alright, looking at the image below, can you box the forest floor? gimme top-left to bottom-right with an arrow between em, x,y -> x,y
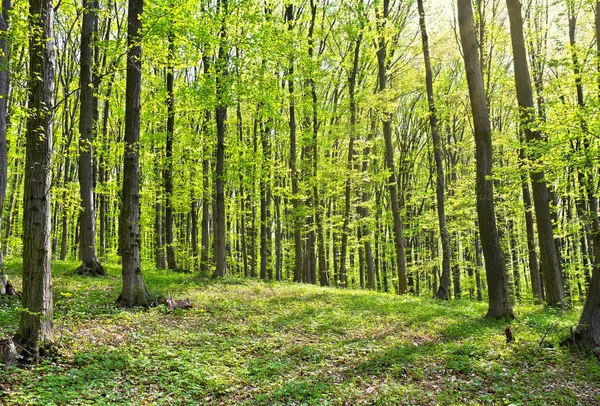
1,261 -> 599,405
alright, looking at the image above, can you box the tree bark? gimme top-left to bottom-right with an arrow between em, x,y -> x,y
286,4 -> 303,283
457,0 -> 513,318
377,0 -> 407,294
15,0 -> 55,358
260,118 -> 271,280
117,0 -> 149,307
520,145 -> 542,303
505,0 -> 564,306
340,32 -> 362,289
213,0 -> 228,278
566,0 -> 600,350
417,0 -> 452,300
200,59 -> 211,275
76,0 -> 105,277
165,31 -> 178,271
0,0 -> 10,291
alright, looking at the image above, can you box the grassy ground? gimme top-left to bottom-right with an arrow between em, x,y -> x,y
1,260 -> 599,405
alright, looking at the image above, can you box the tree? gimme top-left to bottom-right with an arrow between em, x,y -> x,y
76,0 -> 106,277
505,0 -> 564,306
213,0 -> 228,278
417,0 -> 452,300
457,0 -> 513,318
117,0 -> 150,307
0,0 -> 14,296
565,0 -> 600,349
164,28 -> 178,271
377,0 -> 408,294
14,0 -> 55,357
286,3 -> 303,284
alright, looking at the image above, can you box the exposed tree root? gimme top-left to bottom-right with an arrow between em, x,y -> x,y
75,258 -> 106,277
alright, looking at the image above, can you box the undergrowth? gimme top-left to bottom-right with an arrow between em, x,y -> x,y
0,259 -> 598,405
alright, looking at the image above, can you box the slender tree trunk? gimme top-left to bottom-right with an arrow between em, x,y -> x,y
520,145 -> 542,303
3,155 -> 19,258
340,34 -> 362,289
275,191 -> 282,281
417,0 -> 452,300
191,196 -> 199,270
213,0 -> 228,278
15,0 -> 55,357
286,4 -> 302,283
165,31 -> 178,271
457,0 -> 513,318
154,146 -> 166,269
505,0 -> 564,307
117,0 -> 149,307
260,119 -> 271,280
76,0 -> 105,276
0,0 -> 10,294
359,116 -> 376,290
250,129 -> 257,278
377,0 -> 407,294
201,110 -> 211,274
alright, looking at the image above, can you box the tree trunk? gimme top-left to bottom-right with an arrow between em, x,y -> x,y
340,33 -> 362,289
15,0 -> 55,358
520,145 -> 543,303
505,0 -> 564,307
566,0 -> 600,350
260,119 -> 271,280
165,31 -> 178,271
377,0 -> 407,294
116,0 -> 149,308
76,0 -> 105,277
286,4 -> 303,283
0,0 -> 10,289
213,0 -> 228,278
457,0 -> 513,319
417,0 -> 452,300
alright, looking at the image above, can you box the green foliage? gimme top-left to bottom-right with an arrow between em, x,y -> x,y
1,261 -> 598,405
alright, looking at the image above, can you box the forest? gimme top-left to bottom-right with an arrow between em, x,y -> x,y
0,0 -> 600,403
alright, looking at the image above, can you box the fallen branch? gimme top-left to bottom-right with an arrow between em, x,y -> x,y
165,298 -> 192,311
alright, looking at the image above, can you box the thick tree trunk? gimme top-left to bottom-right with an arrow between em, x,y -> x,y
76,0 -> 105,277
15,0 -> 55,358
417,0 -> 452,300
566,0 -> 600,350
213,0 -> 228,278
165,32 -> 178,271
457,0 -> 513,319
505,0 -> 564,307
377,0 -> 407,294
117,0 -> 149,308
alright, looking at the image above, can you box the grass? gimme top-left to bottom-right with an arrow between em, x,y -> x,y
1,259 -> 599,405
